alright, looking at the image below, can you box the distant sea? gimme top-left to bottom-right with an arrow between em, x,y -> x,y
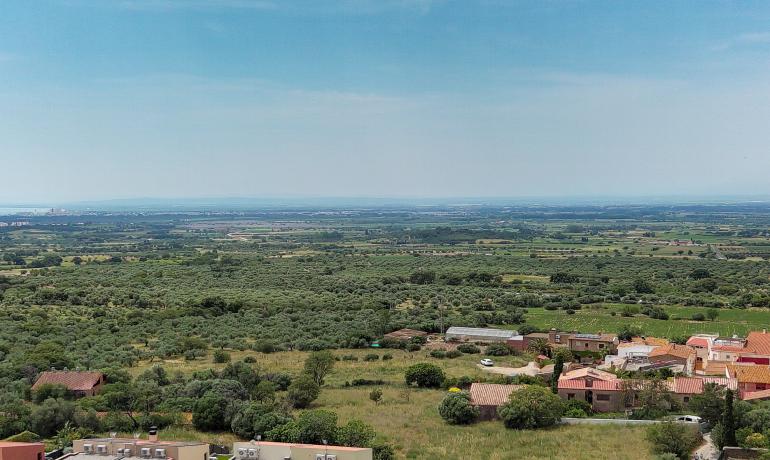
0,207 -> 50,216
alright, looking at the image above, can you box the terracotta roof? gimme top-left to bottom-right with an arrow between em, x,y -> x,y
32,371 -> 104,392
741,389 -> 770,401
468,383 -> 523,406
727,364 -> 770,384
686,337 -> 710,348
558,379 -> 622,391
744,332 -> 770,356
712,345 -> 744,353
670,377 -> 738,394
560,367 -> 618,382
649,344 -> 696,360
631,337 -> 670,346
701,361 -> 729,376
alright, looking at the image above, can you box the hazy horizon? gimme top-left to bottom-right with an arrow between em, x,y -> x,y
3,1 -> 770,202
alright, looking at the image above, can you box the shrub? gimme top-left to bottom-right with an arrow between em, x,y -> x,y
213,350 -> 231,363
485,343 -> 511,356
192,392 -> 231,431
438,392 -> 479,425
645,422 -> 701,459
457,344 -> 480,354
497,386 -> 564,429
405,363 -> 445,388
446,350 -> 462,359
691,313 -> 706,321
288,374 -> 320,409
430,350 -> 447,359
382,353 -> 393,361
363,354 -> 380,362
337,419 -> 376,447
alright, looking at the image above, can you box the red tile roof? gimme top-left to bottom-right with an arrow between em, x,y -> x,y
744,332 -> 770,356
670,377 -> 737,394
559,367 -> 618,382
468,383 -> 523,406
742,389 -> 770,401
32,371 -> 104,392
686,337 -> 709,348
558,379 -> 622,391
649,344 -> 695,360
712,345 -> 744,352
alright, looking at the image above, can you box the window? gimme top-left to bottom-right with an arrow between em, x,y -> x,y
567,393 -> 575,400
596,394 -> 610,401
598,344 -> 605,349
584,342 -> 589,348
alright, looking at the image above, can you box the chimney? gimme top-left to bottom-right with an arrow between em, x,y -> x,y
148,426 -> 158,442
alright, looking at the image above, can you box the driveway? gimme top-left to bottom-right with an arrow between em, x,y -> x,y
692,433 -> 718,460
478,361 -> 541,376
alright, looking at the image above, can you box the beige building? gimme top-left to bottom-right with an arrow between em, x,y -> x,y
69,438 -> 209,460
233,441 -> 372,460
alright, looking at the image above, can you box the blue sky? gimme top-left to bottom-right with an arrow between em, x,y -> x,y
2,1 -> 770,203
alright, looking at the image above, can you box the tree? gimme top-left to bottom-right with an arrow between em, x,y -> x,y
633,278 -> 654,294
32,384 -> 71,403
723,390 -> 737,447
626,379 -> 673,420
438,392 -> 479,425
295,410 -> 338,445
304,351 -> 335,386
288,374 -> 320,409
707,309 -> 719,322
213,350 -> 231,363
369,388 -> 383,405
192,392 -> 230,431
29,398 -> 76,437
551,354 -> 564,394
337,419 -> 376,447
497,386 -> 563,429
618,324 -> 643,342
689,268 -> 711,280
688,383 -> 725,426
0,396 -> 31,439
645,422 -> 701,459
404,363 -> 445,388
231,403 -> 290,440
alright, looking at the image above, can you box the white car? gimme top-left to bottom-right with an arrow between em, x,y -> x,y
480,358 -> 494,367
675,415 -> 702,423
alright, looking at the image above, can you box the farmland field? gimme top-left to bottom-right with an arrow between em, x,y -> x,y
3,203 -> 770,458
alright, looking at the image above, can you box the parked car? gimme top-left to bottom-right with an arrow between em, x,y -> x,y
480,358 -> 494,367
675,415 -> 702,423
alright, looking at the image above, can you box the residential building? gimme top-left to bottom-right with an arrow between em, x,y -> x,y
0,442 -> 45,460
726,364 -> 770,393
648,344 -> 697,376
68,437 -> 209,460
567,333 -> 618,354
686,334 -> 717,369
737,330 -> 770,365
668,377 -> 737,406
708,337 -> 746,362
32,370 -> 105,398
233,441 -> 372,460
468,383 -> 523,420
445,327 -> 517,343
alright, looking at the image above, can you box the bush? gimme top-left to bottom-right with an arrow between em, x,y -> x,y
288,374 -> 321,409
497,386 -> 564,429
645,422 -> 701,459
691,313 -> 706,321
213,350 -> 231,363
363,354 -> 380,362
446,350 -> 462,359
337,419 -> 376,447
192,392 -> 231,431
405,363 -> 445,388
430,350 -> 447,359
457,344 -> 480,354
438,392 -> 479,425
382,353 -> 393,361
373,442 -> 396,460
485,343 -> 511,356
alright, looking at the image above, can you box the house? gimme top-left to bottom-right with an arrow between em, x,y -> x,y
708,337 -> 746,362
0,442 -> 45,460
726,364 -> 770,393
232,441 -> 372,460
648,344 -> 697,375
686,334 -> 717,368
737,330 -> 770,365
32,371 -> 105,398
445,327 -> 517,343
557,368 -> 625,412
520,329 -> 573,350
668,377 -> 737,406
468,383 -> 523,420
567,333 -> 618,354
382,328 -> 428,342
68,435 -> 208,460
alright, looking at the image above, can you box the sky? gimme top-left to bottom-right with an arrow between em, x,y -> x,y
2,0 -> 770,204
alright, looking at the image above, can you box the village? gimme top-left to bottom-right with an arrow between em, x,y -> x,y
5,327 -> 770,460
